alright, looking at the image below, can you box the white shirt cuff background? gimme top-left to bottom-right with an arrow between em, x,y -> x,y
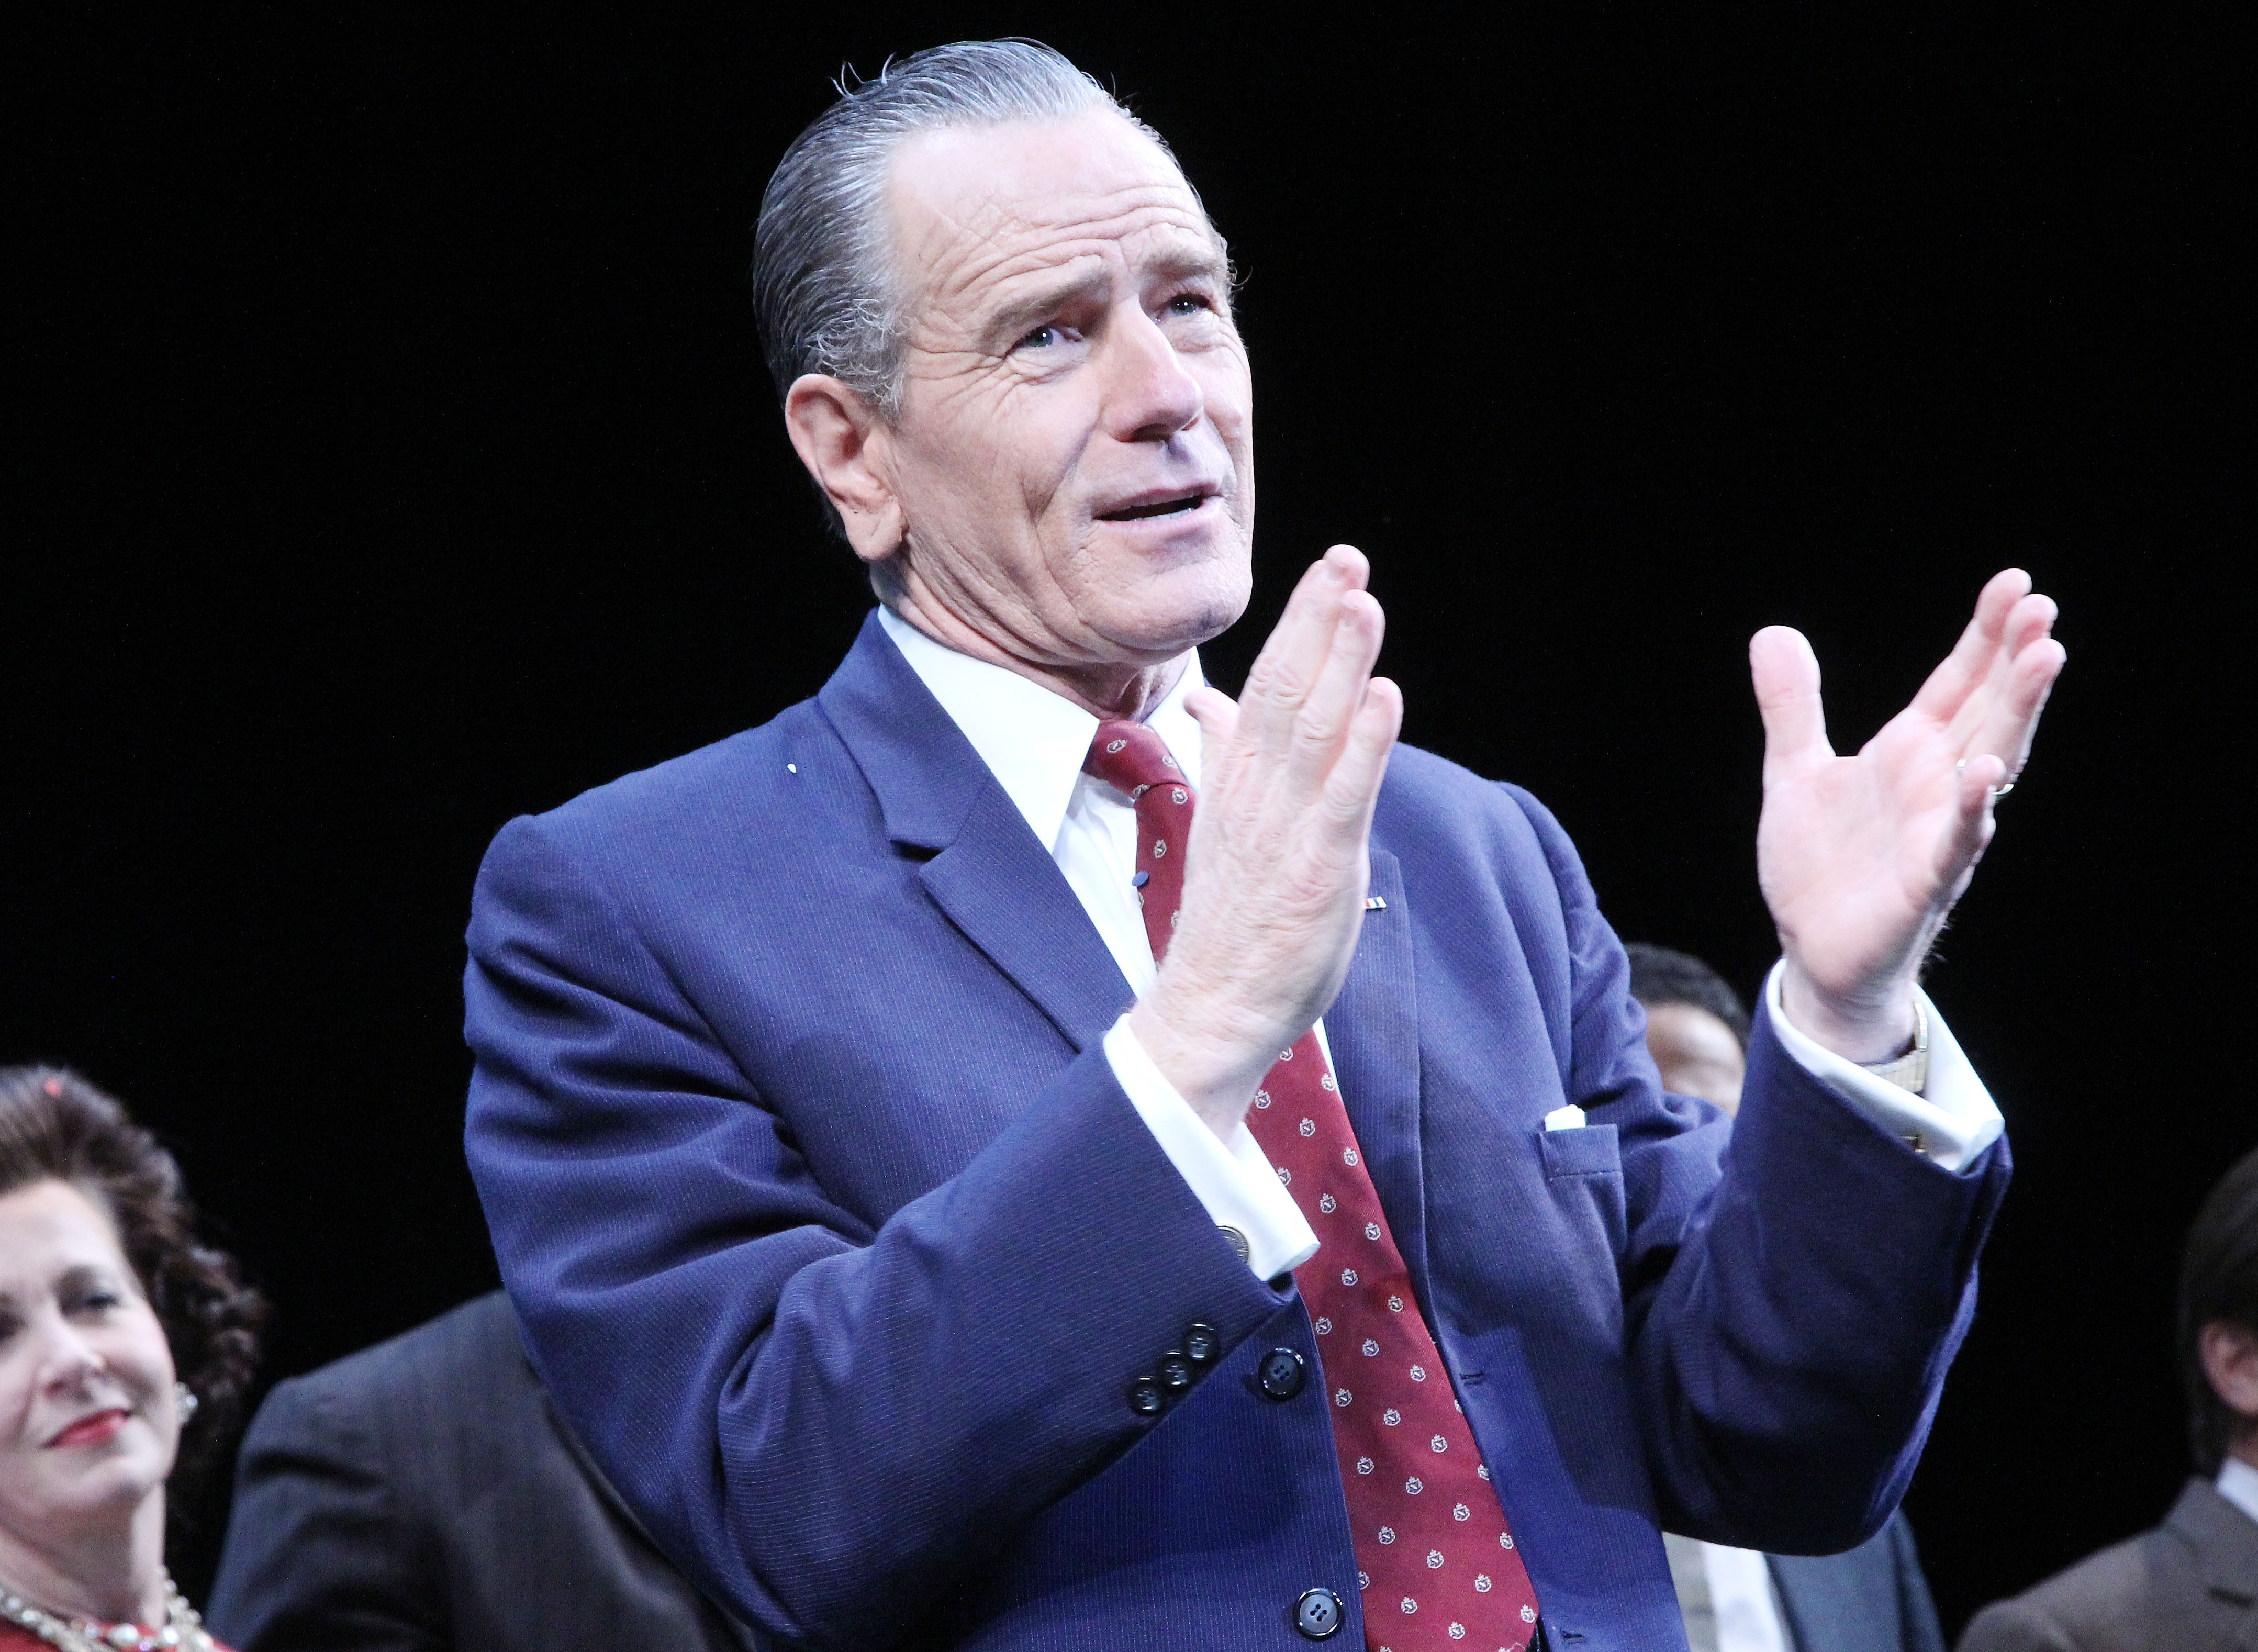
1103,1016 -> 1321,1280
1762,961 -> 2004,1173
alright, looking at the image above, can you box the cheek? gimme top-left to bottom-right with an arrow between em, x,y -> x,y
1194,343 -> 1254,431
0,1361 -> 38,1455
906,405 -> 1081,553
114,1305 -> 178,1400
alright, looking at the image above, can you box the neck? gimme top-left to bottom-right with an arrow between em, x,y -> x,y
2229,1434 -> 2258,1475
885,576 -> 1189,723
0,1487 -> 167,1626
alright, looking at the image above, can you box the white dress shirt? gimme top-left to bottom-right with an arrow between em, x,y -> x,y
1664,1531 -> 1797,1652
1701,1541 -> 1793,1652
2217,1456 -> 2258,1525
877,607 -> 2006,1281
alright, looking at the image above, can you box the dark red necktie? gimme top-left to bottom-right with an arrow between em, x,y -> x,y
1087,721 -> 1544,1652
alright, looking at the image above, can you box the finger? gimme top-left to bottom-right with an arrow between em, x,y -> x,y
1238,548 -> 1367,750
1935,751 -> 2005,891
1970,634 -> 2066,778
1910,569 -> 2032,722
1320,675 -> 1403,844
1750,626 -> 1832,779
2002,590 -> 2058,655
1940,588 -> 2060,752
1285,588 -> 1385,792
1185,684 -> 1241,756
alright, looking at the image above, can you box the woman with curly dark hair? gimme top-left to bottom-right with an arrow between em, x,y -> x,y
0,1067 -> 264,1652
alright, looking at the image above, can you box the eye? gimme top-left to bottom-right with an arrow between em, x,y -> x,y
1014,323 -> 1064,351
1165,292 -> 1214,317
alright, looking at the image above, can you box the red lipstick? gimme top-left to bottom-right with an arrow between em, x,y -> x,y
47,1409 -> 128,1449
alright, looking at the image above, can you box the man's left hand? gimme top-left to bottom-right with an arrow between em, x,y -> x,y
1753,568 -> 2066,1063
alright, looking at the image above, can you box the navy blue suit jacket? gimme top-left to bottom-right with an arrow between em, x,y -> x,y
463,612 -> 2009,1652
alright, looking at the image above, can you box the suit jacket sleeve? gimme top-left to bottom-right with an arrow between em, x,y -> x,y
204,1376 -> 443,1652
1511,787 -> 2011,1553
462,813 -> 1289,1645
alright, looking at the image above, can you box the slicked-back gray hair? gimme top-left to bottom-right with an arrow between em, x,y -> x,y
752,40 -> 1168,423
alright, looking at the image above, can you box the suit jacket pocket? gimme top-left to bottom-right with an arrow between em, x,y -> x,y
1538,1123 -> 1627,1256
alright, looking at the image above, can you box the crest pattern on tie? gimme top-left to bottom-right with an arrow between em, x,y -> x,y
1086,720 -> 1543,1652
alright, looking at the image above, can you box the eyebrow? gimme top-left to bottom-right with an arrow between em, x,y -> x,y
982,243 -> 1233,349
985,267 -> 1111,348
0,1264 -> 127,1305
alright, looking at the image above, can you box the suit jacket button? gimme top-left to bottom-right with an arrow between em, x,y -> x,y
1258,1347 -> 1307,1400
1158,1353 -> 1193,1392
1294,1586 -> 1344,1639
1127,1376 -> 1166,1416
1183,1322 -> 1220,1367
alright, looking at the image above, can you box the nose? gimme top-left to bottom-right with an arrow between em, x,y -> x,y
1101,303 -> 1204,444
38,1318 -> 107,1393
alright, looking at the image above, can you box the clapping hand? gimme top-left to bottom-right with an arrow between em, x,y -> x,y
1131,547 -> 1403,1137
1754,570 -> 2066,1061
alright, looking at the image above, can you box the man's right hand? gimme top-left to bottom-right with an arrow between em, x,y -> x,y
1128,545 -> 1403,1141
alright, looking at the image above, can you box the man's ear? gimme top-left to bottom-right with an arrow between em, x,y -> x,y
2199,1320 -> 2258,1425
784,374 -> 907,566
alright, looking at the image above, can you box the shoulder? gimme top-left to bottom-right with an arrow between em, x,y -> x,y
253,1292 -> 527,1432
468,698 -> 883,955
1373,742 -> 1568,880
1373,743 -> 1616,985
1958,1520 -> 2190,1652
483,699 -> 840,872
1955,1596 -> 2083,1652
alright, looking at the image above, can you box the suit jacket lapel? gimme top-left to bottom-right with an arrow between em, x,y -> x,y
916,801 -> 1136,1054
818,611 -> 1133,1055
1328,848 -> 1428,1292
2170,1479 -> 2258,1639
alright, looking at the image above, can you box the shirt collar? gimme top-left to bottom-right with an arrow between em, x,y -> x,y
877,606 -> 1208,852
2218,1456 -> 2258,1526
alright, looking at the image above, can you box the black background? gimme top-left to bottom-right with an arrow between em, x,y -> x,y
7,2 -> 2248,1632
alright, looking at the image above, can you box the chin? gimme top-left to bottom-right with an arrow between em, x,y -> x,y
44,1442 -> 171,1521
1099,550 -> 1251,656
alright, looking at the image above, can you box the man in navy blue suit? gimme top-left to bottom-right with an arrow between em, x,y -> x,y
462,40 -> 2065,1652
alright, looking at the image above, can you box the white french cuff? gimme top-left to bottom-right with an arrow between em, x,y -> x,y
1103,1014 -> 1322,1280
1762,961 -> 2004,1173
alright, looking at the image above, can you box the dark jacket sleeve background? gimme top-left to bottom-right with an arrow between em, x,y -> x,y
205,1291 -> 756,1652
1771,1512 -> 1949,1652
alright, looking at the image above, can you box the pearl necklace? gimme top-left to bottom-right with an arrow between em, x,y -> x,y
0,1570 -> 214,1652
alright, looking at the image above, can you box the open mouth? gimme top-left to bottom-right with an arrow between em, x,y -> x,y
1097,492 -> 1212,523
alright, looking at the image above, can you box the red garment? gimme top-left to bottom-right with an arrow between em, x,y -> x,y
1086,721 -> 1544,1652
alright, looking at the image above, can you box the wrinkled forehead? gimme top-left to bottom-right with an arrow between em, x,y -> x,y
884,109 -> 1225,328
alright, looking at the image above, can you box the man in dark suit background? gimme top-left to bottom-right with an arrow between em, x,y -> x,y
204,1291 -> 756,1651
1956,1144 -> 2258,1651
1630,944 -> 1948,1652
